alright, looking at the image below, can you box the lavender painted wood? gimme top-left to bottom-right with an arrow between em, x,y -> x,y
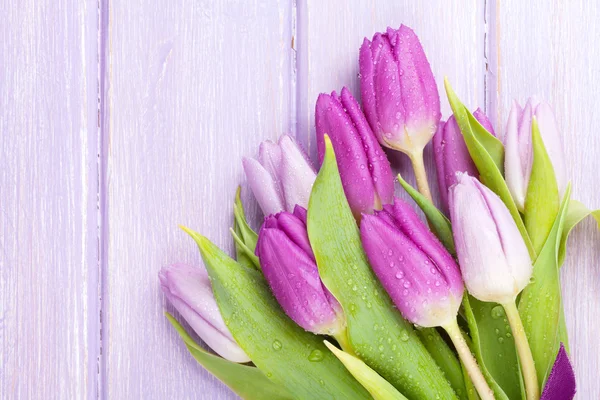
0,0 -> 100,399
297,0 -> 487,209
102,1 -> 292,398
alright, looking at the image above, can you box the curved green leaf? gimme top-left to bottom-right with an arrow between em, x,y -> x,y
183,228 -> 370,400
232,187 -> 260,269
397,174 -> 455,254
518,185 -> 572,387
524,118 -> 559,255
558,199 -> 600,266
165,313 -> 294,400
324,341 -> 408,400
307,136 -> 458,399
444,79 -> 535,259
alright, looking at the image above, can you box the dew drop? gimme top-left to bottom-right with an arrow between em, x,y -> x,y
272,340 -> 282,351
491,305 -> 504,319
308,349 -> 324,362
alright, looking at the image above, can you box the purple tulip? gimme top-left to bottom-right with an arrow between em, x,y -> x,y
433,108 -> 495,214
504,98 -> 567,211
159,263 -> 251,363
360,199 -> 464,328
540,344 -> 576,400
359,25 -> 440,154
449,173 -> 532,304
315,87 -> 395,218
243,135 -> 317,216
255,206 -> 345,335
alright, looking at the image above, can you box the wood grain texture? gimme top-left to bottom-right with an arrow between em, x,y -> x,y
0,0 -> 100,399
102,1 -> 292,398
493,0 -> 600,396
297,0 -> 487,210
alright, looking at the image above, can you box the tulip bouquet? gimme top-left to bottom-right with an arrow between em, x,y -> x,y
160,25 -> 599,400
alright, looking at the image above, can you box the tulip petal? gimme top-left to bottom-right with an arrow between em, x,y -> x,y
374,34 -> 406,144
256,227 -> 341,335
359,38 -> 379,140
540,344 -> 576,400
449,174 -> 520,303
472,107 -> 496,138
278,135 -> 316,212
159,263 -> 251,362
243,157 -> 285,216
340,87 -> 395,206
394,25 -> 440,142
315,91 -> 375,215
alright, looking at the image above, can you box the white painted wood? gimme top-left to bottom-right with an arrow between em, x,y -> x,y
102,1 -> 292,398
494,0 -> 600,396
0,0 -> 100,398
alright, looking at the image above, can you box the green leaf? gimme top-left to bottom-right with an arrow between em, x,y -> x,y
524,118 -> 560,255
558,199 -> 600,266
462,296 -> 518,400
165,313 -> 294,400
324,341 -> 409,400
444,79 -> 535,259
518,185 -> 572,387
232,186 -> 260,269
415,328 -> 468,399
397,173 -> 455,254
307,136 -> 458,399
183,228 -> 370,400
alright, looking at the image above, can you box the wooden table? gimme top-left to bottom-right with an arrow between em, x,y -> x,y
1,0 -> 598,398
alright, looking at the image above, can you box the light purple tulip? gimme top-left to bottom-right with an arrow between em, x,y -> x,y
159,263 -> 251,363
359,25 -> 440,153
360,199 -> 464,328
255,206 -> 345,335
433,108 -> 495,214
243,135 -> 316,216
504,98 -> 567,211
449,173 -> 532,304
315,87 -> 395,218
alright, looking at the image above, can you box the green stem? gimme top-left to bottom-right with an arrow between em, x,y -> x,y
333,328 -> 354,356
408,148 -> 433,203
443,320 -> 494,400
503,301 -> 540,400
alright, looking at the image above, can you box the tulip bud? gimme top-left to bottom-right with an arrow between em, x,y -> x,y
448,173 -> 533,304
255,206 -> 345,335
243,135 -> 317,216
504,98 -> 567,211
360,199 -> 464,328
159,263 -> 251,363
359,25 -> 440,153
433,108 -> 495,214
315,87 -> 394,218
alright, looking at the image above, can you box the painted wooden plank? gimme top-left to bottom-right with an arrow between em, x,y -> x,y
297,0 -> 487,209
0,0 -> 100,398
493,0 -> 600,396
102,1 -> 292,398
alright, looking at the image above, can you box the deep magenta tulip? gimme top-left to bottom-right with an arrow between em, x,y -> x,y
243,135 -> 316,216
255,206 -> 345,335
360,199 -> 464,327
159,263 -> 250,363
359,25 -> 440,154
433,108 -> 495,214
315,87 -> 394,218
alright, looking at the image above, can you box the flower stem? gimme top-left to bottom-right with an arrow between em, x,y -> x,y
408,149 -> 433,202
333,328 -> 354,356
443,320 -> 495,400
503,301 -> 540,400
